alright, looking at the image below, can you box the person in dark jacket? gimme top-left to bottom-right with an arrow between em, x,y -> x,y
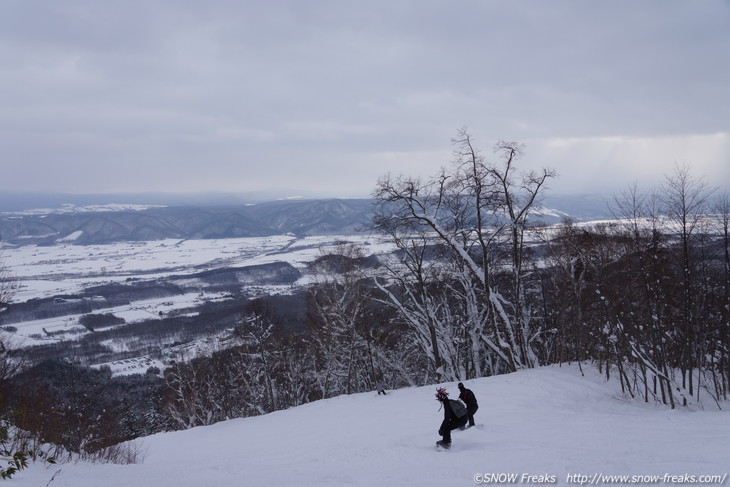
435,388 -> 467,449
458,382 -> 478,427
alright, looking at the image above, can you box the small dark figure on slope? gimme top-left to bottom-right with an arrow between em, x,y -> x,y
434,388 -> 467,449
457,382 -> 478,428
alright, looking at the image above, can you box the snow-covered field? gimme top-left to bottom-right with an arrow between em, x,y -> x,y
1,234 -> 394,346
5,292 -> 226,341
0,234 -> 396,375
12,366 -> 729,487
3,234 -> 393,301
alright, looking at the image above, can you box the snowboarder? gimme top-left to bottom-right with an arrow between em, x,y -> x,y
376,381 -> 387,395
457,382 -> 478,428
435,388 -> 467,449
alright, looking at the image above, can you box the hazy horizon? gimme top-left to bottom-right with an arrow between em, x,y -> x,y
0,188 -> 616,212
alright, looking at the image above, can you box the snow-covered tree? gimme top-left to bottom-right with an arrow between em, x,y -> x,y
0,247 -> 15,316
713,192 -> 730,401
373,129 -> 556,377
539,168 -> 728,409
308,243 -> 399,394
659,163 -> 715,399
0,247 -> 27,479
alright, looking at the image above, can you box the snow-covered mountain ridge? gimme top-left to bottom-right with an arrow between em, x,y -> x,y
13,365 -> 729,487
0,199 -> 375,246
0,195 -> 611,247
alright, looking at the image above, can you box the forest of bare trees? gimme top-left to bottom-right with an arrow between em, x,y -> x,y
158,133 -> 729,434
1,132 -> 728,466
368,134 -> 728,409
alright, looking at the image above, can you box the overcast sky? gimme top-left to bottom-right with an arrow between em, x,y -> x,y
2,1 -> 729,199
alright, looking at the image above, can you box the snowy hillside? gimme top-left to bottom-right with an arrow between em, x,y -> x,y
13,366 -> 729,487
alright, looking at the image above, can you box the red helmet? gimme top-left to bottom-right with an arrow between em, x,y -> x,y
435,387 -> 448,401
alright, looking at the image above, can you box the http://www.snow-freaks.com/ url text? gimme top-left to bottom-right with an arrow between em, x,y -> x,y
473,472 -> 728,485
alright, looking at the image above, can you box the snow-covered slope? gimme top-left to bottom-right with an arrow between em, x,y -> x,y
14,366 -> 729,486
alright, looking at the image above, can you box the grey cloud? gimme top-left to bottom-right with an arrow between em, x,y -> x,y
1,1 -> 728,197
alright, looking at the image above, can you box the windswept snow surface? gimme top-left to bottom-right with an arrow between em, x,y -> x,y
13,366 -> 729,486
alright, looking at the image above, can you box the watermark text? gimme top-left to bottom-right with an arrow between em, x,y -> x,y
472,472 -> 728,485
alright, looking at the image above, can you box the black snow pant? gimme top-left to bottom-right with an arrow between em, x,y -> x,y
466,404 -> 478,427
438,414 -> 468,442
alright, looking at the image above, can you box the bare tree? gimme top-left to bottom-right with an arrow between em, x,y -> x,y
660,163 -> 714,399
0,247 -> 16,315
238,301 -> 279,410
373,129 -> 556,376
1,242 -> 21,418
715,193 -> 730,325
712,192 -> 730,400
487,138 -> 557,367
609,183 -> 676,406
163,360 -> 211,429
309,243 -> 395,394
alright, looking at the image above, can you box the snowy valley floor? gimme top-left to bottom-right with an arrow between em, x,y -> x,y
13,365 -> 730,487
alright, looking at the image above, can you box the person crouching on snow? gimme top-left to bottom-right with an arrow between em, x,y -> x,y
435,388 -> 467,449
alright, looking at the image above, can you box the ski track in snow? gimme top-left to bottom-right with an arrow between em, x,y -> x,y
13,366 -> 730,487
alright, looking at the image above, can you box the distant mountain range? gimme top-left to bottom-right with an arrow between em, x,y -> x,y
0,199 -> 374,246
0,195 -> 611,246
